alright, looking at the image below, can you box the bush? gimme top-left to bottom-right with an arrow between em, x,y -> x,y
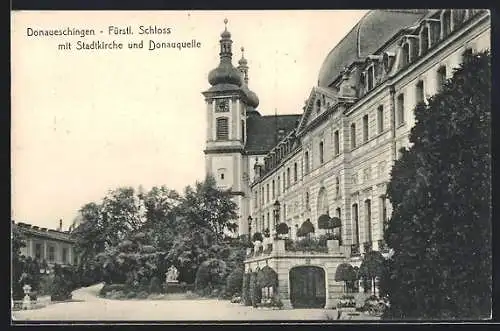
99,283 -> 127,297
137,291 -> 149,299
126,291 -> 137,299
149,276 -> 162,294
225,267 -> 244,297
194,259 -> 227,296
337,295 -> 356,309
50,274 -> 73,301
285,237 -> 328,253
38,275 -> 54,296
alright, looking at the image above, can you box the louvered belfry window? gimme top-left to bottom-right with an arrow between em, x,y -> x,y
216,117 -> 229,140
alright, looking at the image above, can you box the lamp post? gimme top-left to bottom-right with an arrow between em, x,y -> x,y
247,216 -> 252,242
273,200 -> 281,238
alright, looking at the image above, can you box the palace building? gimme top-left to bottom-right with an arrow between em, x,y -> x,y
203,10 -> 490,308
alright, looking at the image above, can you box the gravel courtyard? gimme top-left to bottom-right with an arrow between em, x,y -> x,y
13,284 -> 363,322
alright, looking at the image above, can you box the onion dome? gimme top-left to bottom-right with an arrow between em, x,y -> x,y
208,18 -> 243,87
245,88 -> 260,108
237,47 -> 259,108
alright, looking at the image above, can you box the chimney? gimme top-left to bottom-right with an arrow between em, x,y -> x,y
59,219 -> 63,231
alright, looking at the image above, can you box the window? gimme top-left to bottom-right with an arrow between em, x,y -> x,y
286,168 -> 291,188
365,199 -> 372,243
48,245 -> 55,262
462,48 -> 473,62
319,141 -> 324,164
216,117 -> 229,140
282,172 -> 286,193
352,204 -> 359,244
305,192 -> 310,210
35,243 -> 42,260
267,212 -> 270,230
220,173 -> 224,180
304,152 -> 310,175
277,176 -> 281,196
363,114 -> 369,142
293,163 -> 298,182
420,26 -> 429,55
397,93 -> 405,125
261,187 -> 264,205
367,66 -> 374,90
334,130 -> 340,155
266,184 -> 270,203
437,66 -> 447,92
335,177 -> 340,197
336,207 -> 341,219
402,43 -> 410,67
241,120 -> 245,143
254,191 -> 258,208
416,80 -> 425,105
377,106 -> 384,134
272,180 -> 275,200
441,10 -> 452,39
350,123 -> 357,149
62,247 -> 68,264
380,196 -> 388,232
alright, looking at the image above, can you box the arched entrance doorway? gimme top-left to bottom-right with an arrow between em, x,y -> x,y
289,266 -> 326,308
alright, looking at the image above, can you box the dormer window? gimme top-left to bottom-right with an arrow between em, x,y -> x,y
402,43 -> 410,67
419,24 -> 430,56
441,10 -> 452,39
366,65 -> 375,91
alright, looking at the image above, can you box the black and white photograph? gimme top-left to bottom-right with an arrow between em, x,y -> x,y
11,9 -> 491,322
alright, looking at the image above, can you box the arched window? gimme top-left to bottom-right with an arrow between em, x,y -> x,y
266,183 -> 270,203
350,123 -> 357,149
319,141 -> 324,164
397,93 -> 405,125
304,151 -> 310,175
377,105 -> 384,134
216,117 -> 229,140
352,203 -> 359,244
317,187 -> 329,216
365,199 -> 372,243
272,180 -> 275,200
416,80 -> 425,105
437,66 -> 447,92
293,162 -> 298,182
379,195 -> 387,233
366,66 -> 375,90
286,168 -> 291,188
277,176 -> 281,196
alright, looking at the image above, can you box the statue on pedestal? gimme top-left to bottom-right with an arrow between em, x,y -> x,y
166,265 -> 179,283
22,284 -> 32,310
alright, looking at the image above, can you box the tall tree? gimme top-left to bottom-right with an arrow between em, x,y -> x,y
383,51 -> 491,319
180,176 -> 238,242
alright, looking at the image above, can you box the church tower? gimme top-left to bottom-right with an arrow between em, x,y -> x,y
202,19 -> 259,236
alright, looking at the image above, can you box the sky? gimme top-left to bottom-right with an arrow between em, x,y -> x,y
11,10 -> 368,230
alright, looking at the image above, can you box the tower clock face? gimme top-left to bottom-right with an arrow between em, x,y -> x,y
216,99 -> 229,112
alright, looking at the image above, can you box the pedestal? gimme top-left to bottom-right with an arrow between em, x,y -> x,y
165,281 -> 183,294
327,240 -> 340,253
22,295 -> 31,310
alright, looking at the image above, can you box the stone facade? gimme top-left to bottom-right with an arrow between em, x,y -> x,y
13,221 -> 77,269
204,10 -> 491,308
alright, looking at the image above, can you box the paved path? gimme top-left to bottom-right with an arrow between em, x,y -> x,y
12,284 -> 373,321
